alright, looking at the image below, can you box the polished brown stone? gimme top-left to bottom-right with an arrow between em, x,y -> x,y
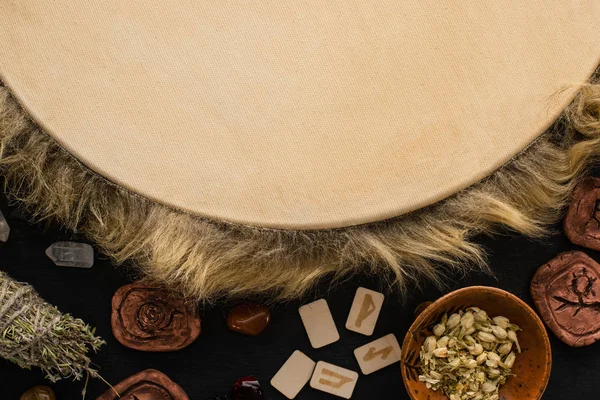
96,369 -> 188,400
111,281 -> 201,352
564,177 -> 600,250
20,386 -> 55,400
227,304 -> 271,336
531,251 -> 600,347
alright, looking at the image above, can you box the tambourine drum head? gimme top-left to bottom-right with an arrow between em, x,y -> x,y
1,1 -> 599,229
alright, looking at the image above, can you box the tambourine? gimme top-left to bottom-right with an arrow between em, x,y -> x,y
0,1 -> 599,300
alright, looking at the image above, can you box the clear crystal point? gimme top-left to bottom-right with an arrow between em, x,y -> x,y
46,241 -> 94,268
0,209 -> 10,242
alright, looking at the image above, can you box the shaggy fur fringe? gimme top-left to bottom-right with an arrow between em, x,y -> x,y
0,77 -> 599,301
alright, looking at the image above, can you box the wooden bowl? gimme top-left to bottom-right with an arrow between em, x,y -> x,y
401,286 -> 551,400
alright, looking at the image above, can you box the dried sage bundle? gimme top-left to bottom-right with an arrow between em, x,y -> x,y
419,307 -> 521,400
0,270 -> 104,382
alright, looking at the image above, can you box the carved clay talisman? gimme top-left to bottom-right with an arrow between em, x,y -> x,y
96,369 -> 189,400
564,177 -> 600,250
111,281 -> 201,352
531,251 -> 600,347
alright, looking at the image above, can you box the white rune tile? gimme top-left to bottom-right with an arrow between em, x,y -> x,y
310,361 -> 358,399
271,350 -> 316,399
353,334 -> 402,375
345,287 -> 385,336
299,299 -> 340,348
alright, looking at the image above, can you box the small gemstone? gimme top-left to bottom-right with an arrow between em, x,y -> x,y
0,209 -> 10,242
232,376 -> 265,400
20,385 -> 56,400
227,304 -> 271,336
45,241 -> 94,268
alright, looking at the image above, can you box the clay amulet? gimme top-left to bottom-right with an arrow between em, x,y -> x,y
96,369 -> 189,400
564,177 -> 600,250
227,304 -> 271,336
531,251 -> 600,347
20,386 -> 55,400
111,281 -> 201,351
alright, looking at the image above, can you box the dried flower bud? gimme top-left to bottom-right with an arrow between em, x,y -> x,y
482,341 -> 494,351
437,336 -> 450,348
424,336 -> 437,353
474,310 -> 488,322
488,368 -> 501,379
485,359 -> 499,368
433,323 -> 446,337
461,312 -> 475,330
504,352 -> 516,368
476,352 -> 487,365
491,326 -> 508,340
447,313 -> 461,329
470,343 -> 484,356
448,358 -> 461,370
419,307 -> 521,400
430,371 -> 443,380
482,381 -> 496,393
498,342 -> 512,355
492,316 -> 510,329
508,330 -> 521,353
487,352 -> 501,363
433,347 -> 448,358
477,332 -> 496,342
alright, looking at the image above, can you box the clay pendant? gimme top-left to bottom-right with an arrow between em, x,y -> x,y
531,251 -> 600,346
20,386 -> 55,400
111,281 -> 201,351
96,369 -> 188,399
564,177 -> 600,250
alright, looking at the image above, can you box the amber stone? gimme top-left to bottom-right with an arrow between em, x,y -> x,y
531,251 -> 600,347
227,304 -> 270,336
96,369 -> 189,400
564,177 -> 600,250
20,386 -> 55,400
232,376 -> 264,400
111,281 -> 201,352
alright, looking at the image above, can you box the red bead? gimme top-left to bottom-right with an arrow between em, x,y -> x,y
232,376 -> 264,400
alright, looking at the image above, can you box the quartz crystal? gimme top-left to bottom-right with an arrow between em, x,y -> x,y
45,241 -> 94,268
0,209 -> 10,242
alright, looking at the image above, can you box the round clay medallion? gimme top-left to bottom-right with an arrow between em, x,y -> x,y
111,281 -> 201,352
20,386 -> 55,400
531,251 -> 600,347
96,369 -> 189,400
227,304 -> 271,336
564,177 -> 600,250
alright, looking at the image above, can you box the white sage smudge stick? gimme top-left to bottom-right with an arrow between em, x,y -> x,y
0,270 -> 104,382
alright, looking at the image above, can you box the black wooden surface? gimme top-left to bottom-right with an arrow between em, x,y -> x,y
0,189 -> 598,400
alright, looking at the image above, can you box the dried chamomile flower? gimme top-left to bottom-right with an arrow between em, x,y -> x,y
419,308 -> 522,400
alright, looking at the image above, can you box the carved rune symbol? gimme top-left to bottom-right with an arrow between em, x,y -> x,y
363,345 -> 393,361
318,369 -> 354,389
355,294 -> 376,327
553,268 -> 600,316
